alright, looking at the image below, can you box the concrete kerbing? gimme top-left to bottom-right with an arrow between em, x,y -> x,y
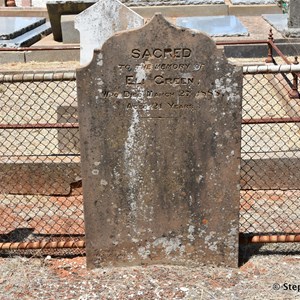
0,3 -> 282,19
25,48 -> 80,62
228,4 -> 281,15
0,48 -> 80,63
132,4 -> 228,17
0,4 -> 286,63
0,7 -> 49,19
0,51 -> 26,63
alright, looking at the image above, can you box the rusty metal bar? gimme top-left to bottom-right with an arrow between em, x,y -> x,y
240,234 -> 300,243
269,39 -> 291,65
0,234 -> 299,250
3,119 -> 299,129
0,41 -> 267,51
289,57 -> 300,98
242,117 -> 300,124
216,40 -> 268,46
0,240 -> 85,250
0,123 -> 79,129
266,29 -> 274,63
267,42 -> 300,96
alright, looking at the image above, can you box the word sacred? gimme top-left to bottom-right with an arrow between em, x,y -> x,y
131,48 -> 191,59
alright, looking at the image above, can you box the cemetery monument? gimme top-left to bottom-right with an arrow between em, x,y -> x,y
77,14 -> 242,268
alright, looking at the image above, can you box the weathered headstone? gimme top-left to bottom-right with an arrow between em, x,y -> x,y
75,0 -> 144,65
77,14 -> 242,268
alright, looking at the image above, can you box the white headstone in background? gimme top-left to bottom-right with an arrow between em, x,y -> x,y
75,0 -> 144,65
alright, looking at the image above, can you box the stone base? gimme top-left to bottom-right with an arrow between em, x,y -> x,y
0,159 -> 81,195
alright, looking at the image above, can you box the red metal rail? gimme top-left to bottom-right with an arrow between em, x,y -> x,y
0,123 -> 79,129
0,40 -> 268,51
242,117 -> 300,124
0,233 -> 299,250
1,118 -> 300,130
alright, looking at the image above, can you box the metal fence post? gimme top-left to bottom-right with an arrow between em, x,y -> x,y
289,57 -> 300,99
265,29 -> 274,64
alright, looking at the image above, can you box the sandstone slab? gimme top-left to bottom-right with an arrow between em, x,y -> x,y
77,14 -> 242,268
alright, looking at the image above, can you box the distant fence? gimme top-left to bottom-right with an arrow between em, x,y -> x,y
0,65 -> 299,254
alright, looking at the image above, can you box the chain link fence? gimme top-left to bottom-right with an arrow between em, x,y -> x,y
0,71 -> 84,255
0,66 -> 299,255
241,69 -> 300,237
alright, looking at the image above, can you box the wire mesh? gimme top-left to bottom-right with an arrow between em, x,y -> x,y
0,71 -> 84,255
0,68 -> 299,256
241,72 -> 300,235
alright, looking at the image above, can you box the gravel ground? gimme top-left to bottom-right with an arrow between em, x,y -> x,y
0,243 -> 300,300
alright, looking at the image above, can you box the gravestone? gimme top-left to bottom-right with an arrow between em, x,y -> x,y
77,14 -> 242,268
75,0 -> 144,65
